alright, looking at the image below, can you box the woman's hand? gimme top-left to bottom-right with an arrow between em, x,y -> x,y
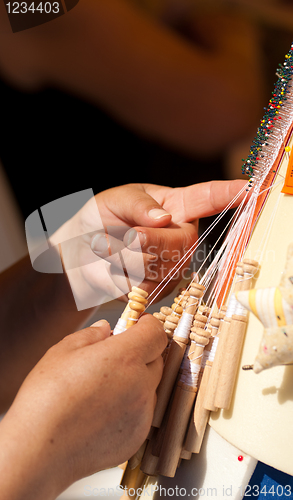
0,314 -> 167,500
51,180 -> 246,310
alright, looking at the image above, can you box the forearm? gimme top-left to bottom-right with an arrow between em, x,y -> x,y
0,407 -> 63,500
0,255 -> 94,412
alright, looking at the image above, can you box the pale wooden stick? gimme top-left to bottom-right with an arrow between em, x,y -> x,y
185,360 -> 212,454
214,314 -> 248,410
213,259 -> 258,410
139,435 -> 159,477
183,310 -> 223,453
128,441 -> 147,471
140,379 -> 182,475
202,262 -> 245,411
152,284 -> 204,429
202,316 -> 231,411
156,326 -> 210,477
117,287 -> 148,495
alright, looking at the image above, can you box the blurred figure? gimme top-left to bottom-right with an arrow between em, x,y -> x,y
0,0 -> 265,218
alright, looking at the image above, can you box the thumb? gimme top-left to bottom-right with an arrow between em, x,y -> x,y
102,184 -> 172,228
87,319 -> 112,344
63,320 -> 111,350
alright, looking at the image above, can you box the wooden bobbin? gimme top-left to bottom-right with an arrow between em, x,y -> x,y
152,335 -> 188,428
118,287 -> 149,496
240,258 -> 259,291
153,312 -> 167,324
202,315 -> 231,411
153,306 -> 173,328
234,262 -> 244,292
141,375 -> 183,475
192,313 -> 208,330
164,315 -> 180,336
214,259 -> 259,410
185,283 -> 205,315
183,359 -> 213,454
152,285 -> 205,429
163,293 -> 186,337
156,381 -> 197,477
120,462 -> 147,495
140,435 -> 159,477
175,290 -> 190,309
201,257 -> 248,411
126,287 -> 148,329
157,327 -> 210,477
183,310 -> 222,454
124,290 -> 185,489
198,304 -> 212,316
214,314 -> 248,410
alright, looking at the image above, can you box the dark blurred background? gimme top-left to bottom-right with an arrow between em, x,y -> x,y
0,0 -> 292,254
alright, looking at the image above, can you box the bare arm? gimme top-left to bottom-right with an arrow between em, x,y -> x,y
0,315 -> 167,500
0,255 -> 93,413
0,180 -> 246,412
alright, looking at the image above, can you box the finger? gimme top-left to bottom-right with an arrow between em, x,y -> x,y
131,222 -> 198,280
112,314 -> 168,365
91,229 -> 153,276
163,179 -> 248,223
61,320 -> 111,350
101,221 -> 197,298
100,184 -> 172,228
146,356 -> 164,391
91,232 -> 125,258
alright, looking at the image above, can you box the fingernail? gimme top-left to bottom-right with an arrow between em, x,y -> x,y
124,229 -> 145,249
91,234 -> 110,256
91,319 -> 110,328
148,208 -> 171,220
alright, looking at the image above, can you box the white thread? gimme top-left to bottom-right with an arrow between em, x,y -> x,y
225,293 -> 239,318
207,335 -> 219,362
113,318 -> 127,335
146,183 -> 248,309
186,298 -> 198,308
184,362 -> 201,387
201,349 -> 210,367
174,312 -> 193,339
180,350 -> 191,383
234,299 -> 248,317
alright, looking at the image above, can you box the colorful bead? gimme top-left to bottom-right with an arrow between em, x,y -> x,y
241,44 -> 293,178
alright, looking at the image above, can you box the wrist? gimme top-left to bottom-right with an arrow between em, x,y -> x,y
0,406 -> 65,500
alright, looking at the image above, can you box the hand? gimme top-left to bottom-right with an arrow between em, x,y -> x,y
0,314 -> 167,500
51,180 -> 247,310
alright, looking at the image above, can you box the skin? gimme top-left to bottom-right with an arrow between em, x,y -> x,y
0,180 -> 246,412
0,315 -> 167,500
0,179 -> 247,499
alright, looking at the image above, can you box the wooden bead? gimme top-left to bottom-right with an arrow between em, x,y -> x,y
164,321 -> 177,331
171,303 -> 183,315
210,317 -> 221,328
128,292 -> 148,304
189,284 -> 205,299
242,258 -> 259,268
161,306 -> 173,316
190,328 -> 211,346
198,305 -> 211,316
129,301 -> 145,314
193,314 -> 208,325
132,286 -> 148,298
165,315 -> 179,325
153,312 -> 165,323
